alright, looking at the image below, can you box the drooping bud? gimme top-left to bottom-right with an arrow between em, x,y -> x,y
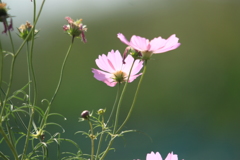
81,110 -> 90,120
63,17 -> 87,43
17,21 -> 38,41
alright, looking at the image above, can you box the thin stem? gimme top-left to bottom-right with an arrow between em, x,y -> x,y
0,127 -> 19,160
95,116 -> 105,160
99,137 -> 114,160
0,39 -> 3,103
113,60 -> 136,134
26,42 -> 32,104
0,55 -> 15,120
88,120 -> 94,160
21,43 -> 34,160
116,61 -> 147,133
0,38 -> 3,89
106,84 -> 120,125
100,60 -> 136,160
0,0 -> 46,120
49,43 -> 73,105
31,0 -> 37,106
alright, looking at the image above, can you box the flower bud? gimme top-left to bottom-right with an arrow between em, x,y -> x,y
97,109 -> 106,115
81,110 -> 90,120
17,21 -> 38,41
63,17 -> 87,43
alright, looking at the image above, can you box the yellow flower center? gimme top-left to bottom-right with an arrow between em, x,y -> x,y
113,71 -> 128,83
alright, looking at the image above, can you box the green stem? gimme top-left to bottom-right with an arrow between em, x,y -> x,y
0,0 -> 46,120
100,60 -> 136,160
26,42 -> 32,104
30,0 -> 37,106
88,120 -> 94,160
95,116 -> 105,160
116,61 -> 147,133
0,127 -> 19,160
0,38 -> 3,81
113,60 -> 136,134
21,43 -> 34,160
99,137 -> 114,160
106,84 -> 120,125
0,39 -> 3,102
49,43 -> 73,105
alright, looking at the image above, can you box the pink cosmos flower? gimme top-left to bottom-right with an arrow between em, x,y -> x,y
146,152 -> 178,160
92,50 -> 143,87
117,33 -> 180,60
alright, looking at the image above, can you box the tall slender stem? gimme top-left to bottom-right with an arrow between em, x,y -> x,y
26,42 -> 32,104
0,39 -> 3,103
0,128 -> 19,160
95,116 -> 105,160
100,60 -> 137,160
99,137 -> 114,160
21,43 -> 34,160
113,60 -> 136,134
89,120 -> 94,160
30,0 -> 37,106
49,43 -> 73,105
116,61 -> 147,133
0,0 -> 46,120
106,84 -> 120,125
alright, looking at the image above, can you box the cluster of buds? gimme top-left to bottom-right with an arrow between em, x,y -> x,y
63,17 -> 87,43
80,109 -> 105,120
17,21 -> 38,41
0,3 -> 13,34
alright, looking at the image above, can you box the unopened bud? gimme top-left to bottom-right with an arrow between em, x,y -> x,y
81,110 -> 90,119
97,109 -> 106,115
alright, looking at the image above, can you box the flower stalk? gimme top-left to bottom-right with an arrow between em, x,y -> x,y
116,60 -> 148,133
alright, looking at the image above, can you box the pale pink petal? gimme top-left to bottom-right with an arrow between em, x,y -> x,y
107,50 -> 123,71
92,69 -> 117,87
128,73 -> 142,83
146,152 -> 163,160
122,55 -> 135,74
96,54 -> 115,73
149,36 -> 167,52
153,34 -> 180,54
117,33 -> 131,46
165,152 -> 178,160
131,61 -> 143,76
130,35 -> 150,51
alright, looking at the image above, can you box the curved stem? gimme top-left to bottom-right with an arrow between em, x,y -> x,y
0,127 -> 19,160
0,39 -> 3,102
99,137 -> 114,160
0,0 -> 46,120
49,43 -> 73,105
26,42 -> 32,104
30,0 -> 37,106
21,42 -> 34,160
106,84 -> 120,126
88,120 -> 94,160
116,61 -> 147,133
95,116 -> 105,160
113,60 -> 136,134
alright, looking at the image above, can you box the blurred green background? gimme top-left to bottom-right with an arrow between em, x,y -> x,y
1,0 -> 240,159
